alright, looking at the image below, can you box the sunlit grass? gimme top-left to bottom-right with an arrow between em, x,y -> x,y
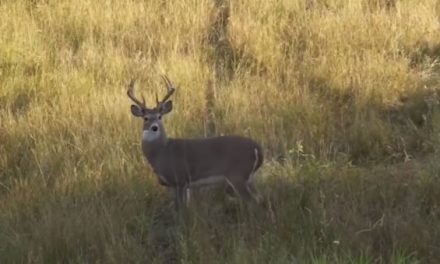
1,0 -> 440,262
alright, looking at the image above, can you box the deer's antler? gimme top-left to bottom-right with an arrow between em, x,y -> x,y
156,75 -> 175,108
127,79 -> 146,108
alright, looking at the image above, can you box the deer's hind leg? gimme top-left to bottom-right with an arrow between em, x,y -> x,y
173,186 -> 189,211
226,176 -> 258,203
246,180 -> 262,204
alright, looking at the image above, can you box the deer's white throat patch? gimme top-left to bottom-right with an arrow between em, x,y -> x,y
143,129 -> 160,142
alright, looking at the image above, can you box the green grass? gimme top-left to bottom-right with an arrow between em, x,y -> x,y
1,0 -> 440,263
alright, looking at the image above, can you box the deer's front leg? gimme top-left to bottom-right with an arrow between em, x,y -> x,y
174,186 -> 188,211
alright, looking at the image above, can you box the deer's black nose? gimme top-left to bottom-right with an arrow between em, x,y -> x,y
151,124 -> 159,132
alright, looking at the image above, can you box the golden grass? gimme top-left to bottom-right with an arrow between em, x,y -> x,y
1,0 -> 440,262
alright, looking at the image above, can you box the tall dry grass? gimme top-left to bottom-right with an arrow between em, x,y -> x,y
1,0 -> 440,263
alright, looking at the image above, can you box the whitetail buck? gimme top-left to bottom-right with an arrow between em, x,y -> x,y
128,75 -> 264,210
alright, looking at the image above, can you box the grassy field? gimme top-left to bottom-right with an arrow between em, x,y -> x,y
1,0 -> 440,263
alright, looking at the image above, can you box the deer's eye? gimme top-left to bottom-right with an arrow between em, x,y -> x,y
144,117 -> 149,122
158,115 -> 162,120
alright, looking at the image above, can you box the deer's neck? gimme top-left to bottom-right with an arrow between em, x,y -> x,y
142,133 -> 168,164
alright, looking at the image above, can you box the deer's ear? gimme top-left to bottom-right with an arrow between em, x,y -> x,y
160,101 -> 173,115
131,105 -> 144,117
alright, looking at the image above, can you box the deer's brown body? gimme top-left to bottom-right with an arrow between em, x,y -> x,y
128,76 -> 264,210
143,136 -> 263,187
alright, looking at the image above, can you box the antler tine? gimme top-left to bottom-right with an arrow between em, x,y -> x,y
157,75 -> 176,106
127,79 -> 146,108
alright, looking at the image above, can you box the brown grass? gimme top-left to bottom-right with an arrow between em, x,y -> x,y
1,0 -> 440,263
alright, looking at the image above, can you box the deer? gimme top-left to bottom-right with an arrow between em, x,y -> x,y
128,75 -> 264,211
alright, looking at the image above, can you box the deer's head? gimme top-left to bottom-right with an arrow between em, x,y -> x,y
128,75 -> 175,142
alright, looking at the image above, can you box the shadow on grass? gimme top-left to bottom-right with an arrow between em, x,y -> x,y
167,159 -> 440,263
1,159 -> 439,263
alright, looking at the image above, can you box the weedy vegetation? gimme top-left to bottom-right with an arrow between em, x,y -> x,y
1,0 -> 440,263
